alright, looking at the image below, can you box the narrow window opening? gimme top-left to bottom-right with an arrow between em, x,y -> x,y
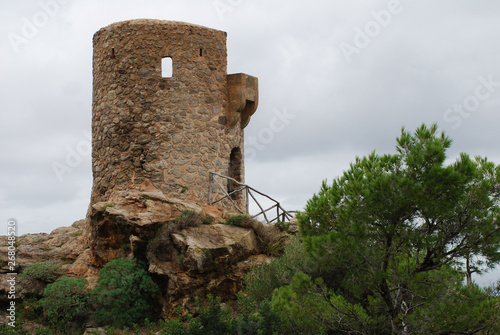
200,48 -> 203,56
228,147 -> 242,201
111,48 -> 116,59
161,57 -> 173,78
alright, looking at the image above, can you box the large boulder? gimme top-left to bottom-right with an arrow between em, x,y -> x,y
86,188 -> 281,317
0,219 -> 93,304
148,223 -> 262,317
87,189 -> 224,268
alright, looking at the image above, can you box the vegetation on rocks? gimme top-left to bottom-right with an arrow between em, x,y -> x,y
91,258 -> 160,328
2,124 -> 499,334
41,277 -> 90,332
20,262 -> 63,283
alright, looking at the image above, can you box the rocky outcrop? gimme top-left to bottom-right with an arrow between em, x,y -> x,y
0,219 -> 95,304
149,223 -> 262,317
87,188 -> 284,317
87,188 -> 226,268
0,188 -> 293,321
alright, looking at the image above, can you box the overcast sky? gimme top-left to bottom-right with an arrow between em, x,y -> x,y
1,0 -> 500,284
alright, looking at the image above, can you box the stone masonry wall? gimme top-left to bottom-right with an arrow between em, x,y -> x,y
90,20 -> 256,211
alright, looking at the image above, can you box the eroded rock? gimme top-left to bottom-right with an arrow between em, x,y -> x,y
0,219 -> 94,304
146,223 -> 263,317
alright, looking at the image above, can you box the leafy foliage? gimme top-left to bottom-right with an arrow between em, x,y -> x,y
91,258 -> 159,328
192,295 -> 234,335
158,294 -> 282,335
243,236 -> 317,302
175,210 -> 213,226
289,124 -> 500,334
22,298 -> 43,322
235,295 -> 282,335
488,280 -> 500,298
41,277 -> 90,332
224,214 -> 251,226
20,261 -> 63,283
406,280 -> 500,334
272,272 -> 370,334
158,295 -> 232,335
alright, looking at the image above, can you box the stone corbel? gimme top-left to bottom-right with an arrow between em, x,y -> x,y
227,73 -> 258,129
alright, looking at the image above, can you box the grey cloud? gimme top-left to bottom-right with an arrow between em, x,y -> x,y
1,1 -> 500,244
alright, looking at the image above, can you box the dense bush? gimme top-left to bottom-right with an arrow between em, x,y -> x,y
243,236 -> 317,302
41,277 -> 89,332
235,295 -> 282,335
158,295 -> 232,335
158,294 -> 282,335
20,261 -> 63,283
22,298 -> 43,321
91,258 -> 159,328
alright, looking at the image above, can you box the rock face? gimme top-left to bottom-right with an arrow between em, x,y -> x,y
0,220 -> 94,304
149,224 -> 262,317
87,187 -> 281,317
88,188 -> 213,267
0,206 -> 285,320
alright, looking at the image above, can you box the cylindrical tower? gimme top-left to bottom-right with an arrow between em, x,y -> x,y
90,20 -> 258,211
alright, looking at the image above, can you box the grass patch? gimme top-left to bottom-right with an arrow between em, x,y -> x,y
21,261 -> 63,283
101,204 -> 115,216
224,214 -> 251,226
70,230 -> 83,237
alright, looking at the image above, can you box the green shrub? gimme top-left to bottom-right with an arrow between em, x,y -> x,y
91,258 -> 159,328
158,294 -> 283,335
163,295 -> 234,335
194,295 -> 234,335
70,230 -> 83,237
23,298 -> 43,321
224,214 -> 250,226
21,261 -> 63,283
158,306 -> 191,335
175,210 -> 212,227
274,221 -> 290,232
0,321 -> 25,335
41,277 -> 90,332
243,236 -> 317,302
235,295 -> 282,335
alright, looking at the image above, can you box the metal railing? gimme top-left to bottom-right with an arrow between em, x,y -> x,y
208,171 -> 294,223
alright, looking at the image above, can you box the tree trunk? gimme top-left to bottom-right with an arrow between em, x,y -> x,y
465,255 -> 472,285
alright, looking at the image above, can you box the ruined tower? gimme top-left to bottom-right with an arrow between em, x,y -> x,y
90,19 -> 258,211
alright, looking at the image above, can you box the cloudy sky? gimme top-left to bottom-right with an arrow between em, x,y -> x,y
1,0 -> 500,283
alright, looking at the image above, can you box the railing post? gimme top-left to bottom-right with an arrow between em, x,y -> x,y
245,186 -> 249,214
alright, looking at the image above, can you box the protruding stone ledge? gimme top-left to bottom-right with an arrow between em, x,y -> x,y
227,73 -> 259,128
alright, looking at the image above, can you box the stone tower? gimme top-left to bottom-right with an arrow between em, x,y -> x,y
90,19 -> 258,212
